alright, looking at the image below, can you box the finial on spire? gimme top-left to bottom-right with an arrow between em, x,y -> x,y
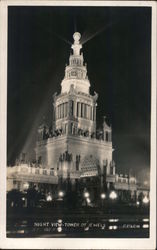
71,32 -> 82,56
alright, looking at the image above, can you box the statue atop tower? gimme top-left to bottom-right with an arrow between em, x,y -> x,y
71,32 -> 82,56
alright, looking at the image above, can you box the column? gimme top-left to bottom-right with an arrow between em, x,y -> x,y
89,105 -> 91,120
74,101 -> 77,117
90,106 -> 93,120
57,105 -> 59,119
113,165 -> 115,175
62,103 -> 64,118
59,105 -> 61,119
65,102 -> 67,117
77,102 -> 79,117
68,101 -> 71,116
87,104 -> 90,120
91,106 -> 94,121
87,105 -> 89,119
56,106 -> 58,120
64,103 -> 66,117
85,104 -> 86,118
93,106 -> 96,121
82,103 -> 85,118
86,105 -> 88,119
80,103 -> 82,117
60,104 -> 62,118
85,104 -> 87,119
78,103 -> 81,117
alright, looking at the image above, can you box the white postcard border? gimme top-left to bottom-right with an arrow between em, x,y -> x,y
0,1 -> 156,249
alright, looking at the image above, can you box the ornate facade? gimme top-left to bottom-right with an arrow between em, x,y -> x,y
36,32 -> 115,190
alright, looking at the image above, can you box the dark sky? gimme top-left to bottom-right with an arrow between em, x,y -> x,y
7,6 -> 151,181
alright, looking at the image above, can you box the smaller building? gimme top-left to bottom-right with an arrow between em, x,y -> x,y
7,163 -> 58,194
7,161 -> 149,205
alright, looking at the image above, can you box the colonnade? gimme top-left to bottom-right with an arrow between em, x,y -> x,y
77,102 -> 96,120
56,102 -> 68,119
55,101 -> 96,121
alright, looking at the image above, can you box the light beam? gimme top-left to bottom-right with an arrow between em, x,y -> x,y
81,22 -> 113,45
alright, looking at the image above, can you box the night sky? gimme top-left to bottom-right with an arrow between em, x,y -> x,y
7,6 -> 151,182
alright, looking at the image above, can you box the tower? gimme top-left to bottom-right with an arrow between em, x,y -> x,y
54,32 -> 97,136
36,32 -> 115,190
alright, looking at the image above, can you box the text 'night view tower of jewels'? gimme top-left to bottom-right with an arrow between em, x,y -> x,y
36,32 -> 115,190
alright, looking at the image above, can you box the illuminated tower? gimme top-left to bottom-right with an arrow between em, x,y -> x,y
54,32 -> 96,136
36,32 -> 115,189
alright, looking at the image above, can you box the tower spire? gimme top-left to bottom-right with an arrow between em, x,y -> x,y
61,32 -> 90,94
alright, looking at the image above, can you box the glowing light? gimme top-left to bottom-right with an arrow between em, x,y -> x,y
58,219 -> 62,223
17,230 -> 24,234
57,227 -> 62,232
46,194 -> 52,202
53,31 -> 71,45
62,165 -> 68,171
23,182 -> 29,190
82,23 -> 113,45
109,191 -> 117,200
58,191 -> 64,198
143,218 -> 149,222
143,224 -> 149,228
84,226 -> 89,231
143,196 -> 149,204
86,198 -> 91,204
84,192 -> 90,198
100,193 -> 106,199
109,219 -> 119,222
109,225 -> 117,230
136,201 -> 140,206
22,197 -> 25,201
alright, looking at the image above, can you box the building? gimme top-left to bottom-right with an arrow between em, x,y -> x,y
7,32 -> 149,203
